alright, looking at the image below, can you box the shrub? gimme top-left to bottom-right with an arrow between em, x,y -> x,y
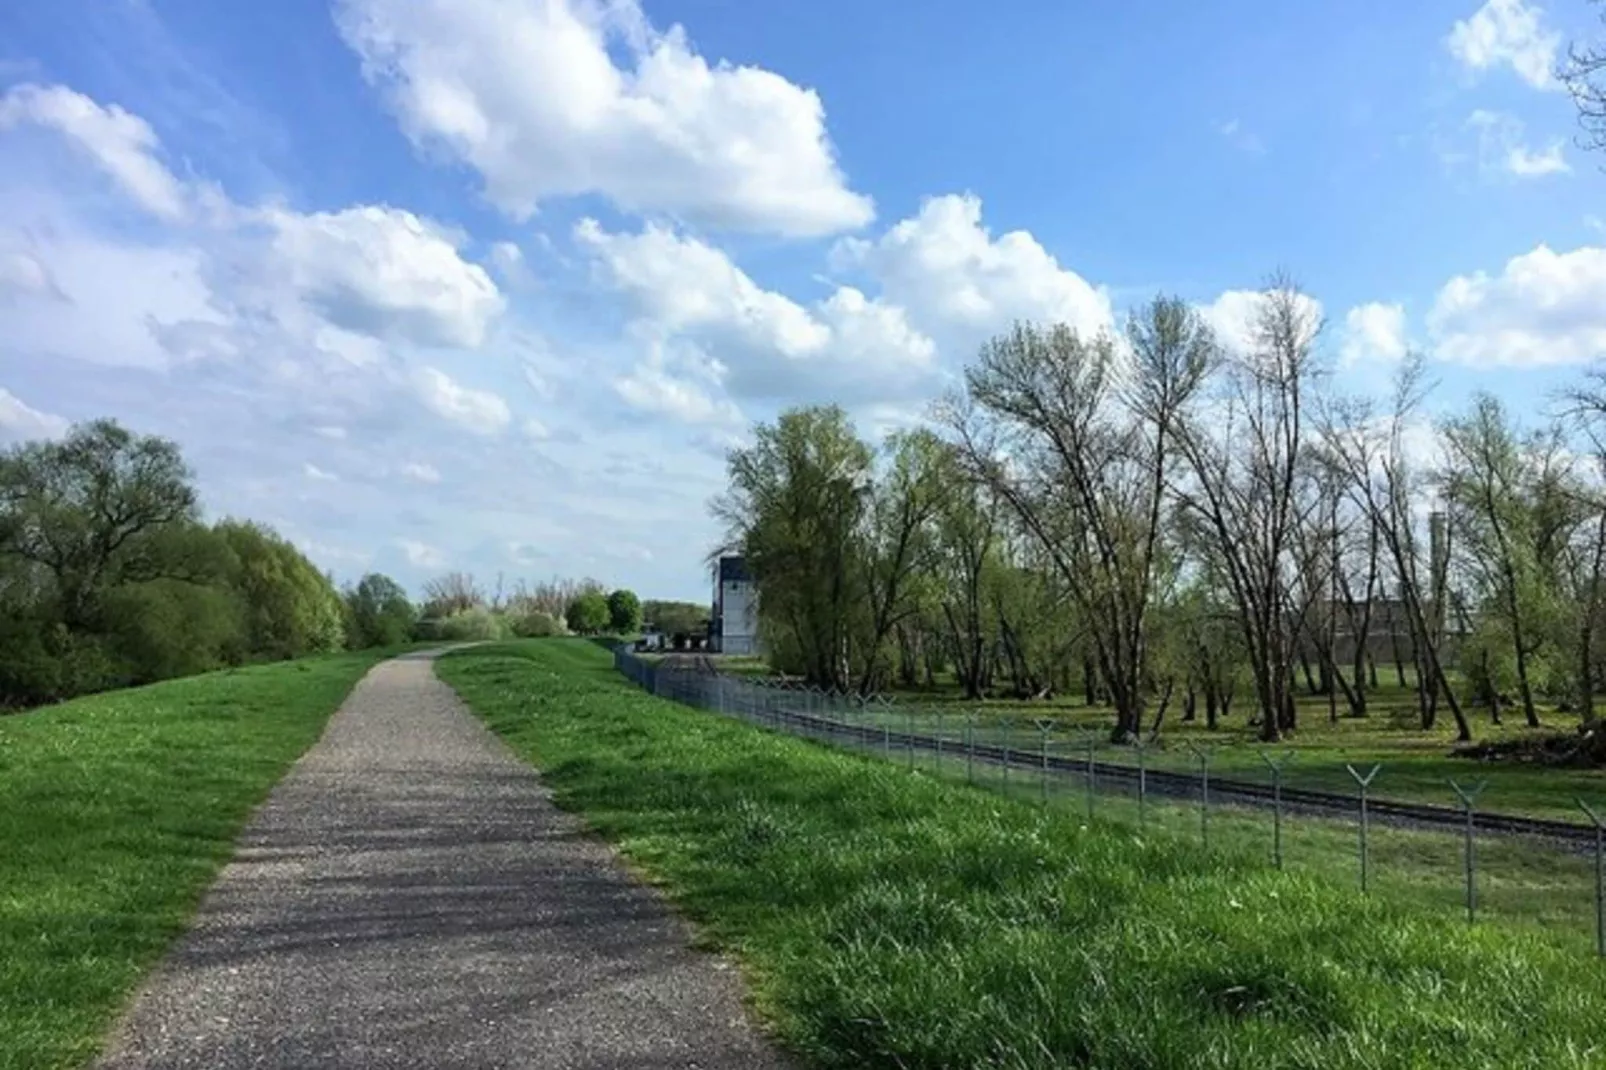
433,607 -> 514,642
511,609 -> 566,638
565,591 -> 610,634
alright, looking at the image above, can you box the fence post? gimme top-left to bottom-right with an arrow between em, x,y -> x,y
935,707 -> 945,770
1080,730 -> 1097,821
966,715 -> 976,785
1581,800 -> 1605,958
1346,764 -> 1382,894
1036,719 -> 1054,805
1258,751 -> 1294,868
1185,741 -> 1214,848
1134,739 -> 1148,828
1448,779 -> 1487,924
1002,719 -> 1012,792
906,706 -> 916,771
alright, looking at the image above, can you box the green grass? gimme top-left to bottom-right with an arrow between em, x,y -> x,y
0,648 -> 397,1070
439,639 -> 1606,1070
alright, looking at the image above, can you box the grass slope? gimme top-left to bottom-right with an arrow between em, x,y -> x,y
440,639 -> 1606,1070
0,649 -> 395,1070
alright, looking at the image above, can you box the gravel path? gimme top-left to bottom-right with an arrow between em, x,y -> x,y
95,651 -> 791,1070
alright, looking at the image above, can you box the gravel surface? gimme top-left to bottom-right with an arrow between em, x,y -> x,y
95,651 -> 791,1070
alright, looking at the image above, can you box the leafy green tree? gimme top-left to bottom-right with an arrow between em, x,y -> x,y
606,588 -> 643,634
566,591 -> 610,634
715,405 -> 874,690
0,420 -> 198,628
343,573 -> 417,649
214,521 -> 345,658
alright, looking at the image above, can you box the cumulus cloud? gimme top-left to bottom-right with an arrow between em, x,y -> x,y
1466,109 -> 1569,178
1341,302 -> 1410,367
303,462 -> 339,482
0,387 -> 71,441
413,366 -> 512,433
1429,243 -> 1606,365
335,0 -> 872,237
577,218 -> 937,407
1447,0 -> 1561,90
0,83 -> 189,219
1198,288 -> 1325,355
264,205 -> 504,348
832,193 -> 1114,356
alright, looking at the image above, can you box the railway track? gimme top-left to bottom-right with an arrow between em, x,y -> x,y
649,657 -> 1603,847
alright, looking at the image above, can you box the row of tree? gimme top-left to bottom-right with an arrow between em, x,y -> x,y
0,420 -> 645,710
714,287 -> 1606,757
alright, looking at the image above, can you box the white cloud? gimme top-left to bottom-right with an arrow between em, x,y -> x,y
335,0 -> 872,237
522,417 -> 551,441
832,193 -> 1114,356
1341,302 -> 1409,367
313,425 -> 348,440
0,387 -> 70,441
1429,243 -> 1606,365
0,83 -> 189,219
303,462 -> 339,482
1466,109 -> 1569,177
615,346 -> 745,426
400,460 -> 442,483
264,205 -> 504,348
413,366 -> 512,433
398,538 -> 446,568
1506,140 -> 1569,175
1447,0 -> 1561,90
1199,289 -> 1325,355
577,218 -> 936,405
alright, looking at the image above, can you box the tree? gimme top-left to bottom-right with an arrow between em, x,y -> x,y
949,302 -> 1207,741
1173,278 -> 1319,741
422,572 -> 485,617
715,406 -> 874,690
566,591 -> 610,634
344,573 -> 417,649
1565,4 -> 1606,153
214,520 -> 345,659
0,420 -> 198,628
607,588 -> 643,634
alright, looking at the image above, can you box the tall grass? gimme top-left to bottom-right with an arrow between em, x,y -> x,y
440,639 -> 1606,1070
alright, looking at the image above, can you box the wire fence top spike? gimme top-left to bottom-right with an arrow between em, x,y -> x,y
1346,762 -> 1381,788
1580,799 -> 1605,828
1258,749 -> 1296,772
1448,779 -> 1489,807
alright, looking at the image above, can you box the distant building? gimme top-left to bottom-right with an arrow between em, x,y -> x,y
711,555 -> 759,655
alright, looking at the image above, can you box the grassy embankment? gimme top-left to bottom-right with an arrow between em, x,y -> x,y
440,639 -> 1606,1070
0,649 -> 397,1070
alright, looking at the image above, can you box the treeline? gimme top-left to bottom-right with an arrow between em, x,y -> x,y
716,287 -> 1606,757
412,571 -> 643,640
0,420 -> 642,710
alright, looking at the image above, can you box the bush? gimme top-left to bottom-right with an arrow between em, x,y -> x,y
433,607 -> 514,642
511,609 -> 566,638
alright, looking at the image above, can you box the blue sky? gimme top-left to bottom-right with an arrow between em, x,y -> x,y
1,0 -> 1603,603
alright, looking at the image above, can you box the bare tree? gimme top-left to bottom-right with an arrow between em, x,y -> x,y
1172,278 -> 1319,741
422,571 -> 485,617
1320,356 -> 1473,741
948,300 -> 1208,741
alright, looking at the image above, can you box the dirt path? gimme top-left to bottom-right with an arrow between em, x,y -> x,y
95,651 -> 790,1070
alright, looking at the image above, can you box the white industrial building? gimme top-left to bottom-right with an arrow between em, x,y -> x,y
711,555 -> 759,655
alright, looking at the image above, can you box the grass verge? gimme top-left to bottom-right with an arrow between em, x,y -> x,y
440,639 -> 1606,1070
0,648 -> 398,1070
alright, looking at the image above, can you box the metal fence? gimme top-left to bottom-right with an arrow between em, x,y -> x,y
613,646 -> 1606,959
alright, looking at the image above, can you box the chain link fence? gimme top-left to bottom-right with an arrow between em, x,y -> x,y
614,646 -> 1606,959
